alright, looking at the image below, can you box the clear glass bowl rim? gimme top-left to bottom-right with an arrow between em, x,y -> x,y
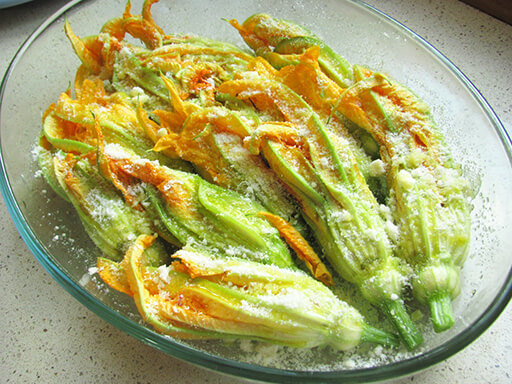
0,0 -> 511,382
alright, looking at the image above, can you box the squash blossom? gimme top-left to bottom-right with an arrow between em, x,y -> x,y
236,13 -> 473,332
36,0 -> 474,352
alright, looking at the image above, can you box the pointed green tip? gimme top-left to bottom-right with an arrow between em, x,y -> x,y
361,324 -> 400,348
429,292 -> 455,332
382,299 -> 424,350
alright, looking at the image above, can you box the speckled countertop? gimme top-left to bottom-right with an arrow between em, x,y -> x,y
1,0 -> 511,383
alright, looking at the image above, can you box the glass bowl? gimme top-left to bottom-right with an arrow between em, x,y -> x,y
1,0 -> 511,382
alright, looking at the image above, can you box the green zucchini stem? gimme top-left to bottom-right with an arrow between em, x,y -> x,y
361,324 -> 400,348
381,299 -> 424,350
429,292 -> 455,333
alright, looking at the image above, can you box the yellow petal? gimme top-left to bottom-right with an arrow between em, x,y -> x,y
97,257 -> 132,295
258,211 -> 333,286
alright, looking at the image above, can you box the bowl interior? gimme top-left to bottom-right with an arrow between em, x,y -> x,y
1,0 -> 511,381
